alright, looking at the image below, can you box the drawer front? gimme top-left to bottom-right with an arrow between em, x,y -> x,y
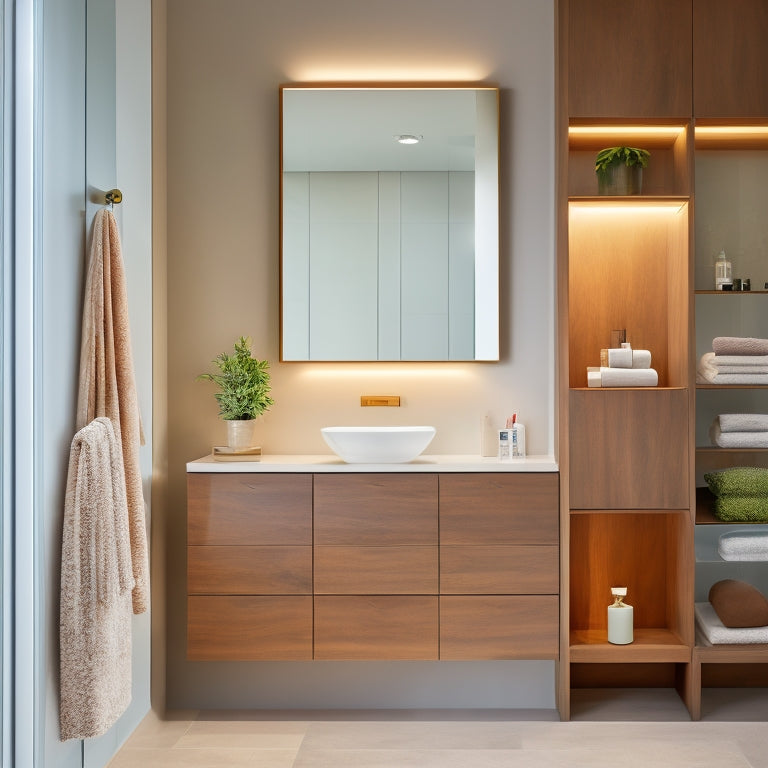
314,546 -> 438,594
188,546 -> 312,595
440,595 -> 559,660
187,595 -> 312,660
188,473 -> 312,545
314,596 -> 439,660
314,474 -> 438,545
440,545 -> 559,594
439,474 -> 558,545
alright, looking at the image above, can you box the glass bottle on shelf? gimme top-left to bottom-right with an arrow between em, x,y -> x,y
715,249 -> 732,290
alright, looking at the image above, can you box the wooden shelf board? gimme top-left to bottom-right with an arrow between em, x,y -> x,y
570,628 -> 689,663
695,643 -> 768,664
696,384 -> 768,390
570,387 -> 688,392
695,290 -> 768,295
696,447 -> 768,453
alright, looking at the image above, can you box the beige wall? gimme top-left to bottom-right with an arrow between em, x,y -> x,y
162,0 -> 556,707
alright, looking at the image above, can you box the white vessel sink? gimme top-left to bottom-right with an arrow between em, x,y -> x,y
321,426 -> 436,464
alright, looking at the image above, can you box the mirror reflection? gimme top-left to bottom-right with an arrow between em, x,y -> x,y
280,85 -> 499,361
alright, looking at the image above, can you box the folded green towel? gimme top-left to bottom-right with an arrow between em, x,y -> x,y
714,496 -> 768,522
704,466 -> 768,497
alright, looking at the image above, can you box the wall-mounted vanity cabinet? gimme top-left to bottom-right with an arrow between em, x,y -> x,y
186,460 -> 559,663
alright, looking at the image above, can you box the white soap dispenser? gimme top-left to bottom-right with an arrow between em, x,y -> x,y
715,249 -> 732,290
607,587 -> 633,645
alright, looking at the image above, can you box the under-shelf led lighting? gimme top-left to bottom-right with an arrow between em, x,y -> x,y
569,125 -> 686,142
695,126 -> 768,139
569,200 -> 688,215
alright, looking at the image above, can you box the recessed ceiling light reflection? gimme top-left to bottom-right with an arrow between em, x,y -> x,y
395,134 -> 422,144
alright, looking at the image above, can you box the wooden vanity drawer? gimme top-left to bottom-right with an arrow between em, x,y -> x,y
314,474 -> 438,545
314,596 -> 439,659
439,474 -> 558,545
440,595 -> 559,660
440,545 -> 559,594
188,473 -> 312,545
187,595 -> 312,660
188,546 -> 312,595
314,546 -> 438,594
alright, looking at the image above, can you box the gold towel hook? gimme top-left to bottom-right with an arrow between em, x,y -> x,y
105,188 -> 123,208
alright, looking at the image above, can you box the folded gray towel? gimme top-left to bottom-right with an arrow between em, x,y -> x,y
719,414 -> 768,432
709,421 -> 768,448
713,336 -> 768,356
695,602 -> 768,644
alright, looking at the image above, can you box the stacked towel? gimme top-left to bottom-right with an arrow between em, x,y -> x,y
697,336 -> 768,384
588,343 -> 658,387
719,530 -> 768,561
709,416 -> 768,448
704,466 -> 768,522
695,602 -> 768,644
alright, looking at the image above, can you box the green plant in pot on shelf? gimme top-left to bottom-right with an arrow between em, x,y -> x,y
198,336 -> 274,450
595,146 -> 650,195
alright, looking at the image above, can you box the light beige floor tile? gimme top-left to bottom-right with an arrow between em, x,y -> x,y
301,720 -> 523,750
119,709 -> 197,748
176,716 -> 307,748
108,747 -> 297,768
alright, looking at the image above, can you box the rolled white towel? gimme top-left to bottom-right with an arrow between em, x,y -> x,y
719,530 -> 768,561
695,602 -> 768,644
599,367 -> 658,387
719,413 -> 768,432
631,349 -> 652,369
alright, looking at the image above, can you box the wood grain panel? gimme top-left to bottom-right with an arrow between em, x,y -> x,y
694,0 -> 768,118
568,0 -> 692,118
440,546 -> 559,594
568,207 -> 690,388
569,512 -> 687,632
314,546 -> 438,594
439,474 -> 558,545
187,596 -> 312,660
440,596 -> 559,660
187,546 -> 312,595
569,390 -> 688,509
314,474 -> 437,545
188,473 -> 312,545
314,596 -> 438,659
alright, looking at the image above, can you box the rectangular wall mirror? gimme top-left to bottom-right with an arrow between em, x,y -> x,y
280,84 -> 499,362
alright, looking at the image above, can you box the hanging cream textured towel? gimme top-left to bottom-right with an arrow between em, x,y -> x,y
60,417 -> 134,740
76,208 -> 149,614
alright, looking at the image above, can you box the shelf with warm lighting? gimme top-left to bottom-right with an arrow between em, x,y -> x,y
567,121 -> 691,198
695,122 -> 768,150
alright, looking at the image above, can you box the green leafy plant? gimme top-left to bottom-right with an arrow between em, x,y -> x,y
595,146 -> 650,176
197,336 -> 274,420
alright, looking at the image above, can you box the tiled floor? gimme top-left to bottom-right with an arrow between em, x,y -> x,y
108,690 -> 768,768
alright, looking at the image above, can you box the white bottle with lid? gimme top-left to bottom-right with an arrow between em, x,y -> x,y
715,249 -> 732,290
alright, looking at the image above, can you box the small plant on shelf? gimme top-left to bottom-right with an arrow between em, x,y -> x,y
595,146 -> 650,195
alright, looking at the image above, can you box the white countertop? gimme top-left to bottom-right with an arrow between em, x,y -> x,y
187,454 -> 559,473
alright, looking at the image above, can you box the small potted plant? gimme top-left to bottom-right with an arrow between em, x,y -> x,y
198,336 -> 274,450
595,146 -> 650,195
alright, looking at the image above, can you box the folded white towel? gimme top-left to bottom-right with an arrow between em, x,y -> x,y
719,530 -> 768,561
599,367 -> 658,387
713,336 -> 768,356
711,354 -> 768,366
698,353 -> 768,384
709,421 -> 768,448
607,347 -> 633,368
718,413 -> 768,432
695,602 -> 768,644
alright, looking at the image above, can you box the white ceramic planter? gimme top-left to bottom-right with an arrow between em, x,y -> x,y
226,419 -> 257,450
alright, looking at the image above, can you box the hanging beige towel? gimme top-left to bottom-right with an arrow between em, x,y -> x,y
76,208 -> 149,614
60,417 -> 134,740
